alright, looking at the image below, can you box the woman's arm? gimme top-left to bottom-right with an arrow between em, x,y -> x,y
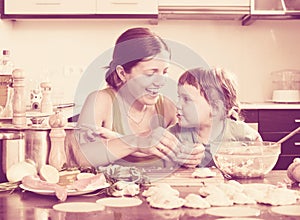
74,127 -> 181,167
74,89 -> 138,166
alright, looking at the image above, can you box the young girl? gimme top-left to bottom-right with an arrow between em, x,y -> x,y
169,67 -> 262,167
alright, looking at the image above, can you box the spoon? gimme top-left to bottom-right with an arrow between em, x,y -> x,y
276,126 -> 300,145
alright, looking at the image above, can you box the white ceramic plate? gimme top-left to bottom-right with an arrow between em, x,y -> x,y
96,197 -> 142,207
205,207 -> 260,217
271,205 -> 300,216
53,202 -> 105,212
19,183 -> 109,196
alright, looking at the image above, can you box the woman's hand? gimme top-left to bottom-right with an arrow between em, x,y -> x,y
137,127 -> 180,162
176,143 -> 205,168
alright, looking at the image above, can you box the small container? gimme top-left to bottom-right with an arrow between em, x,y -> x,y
271,69 -> 300,103
0,50 -> 14,75
25,129 -> 50,171
0,131 -> 25,182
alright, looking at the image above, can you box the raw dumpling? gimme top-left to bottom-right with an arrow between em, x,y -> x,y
143,183 -> 179,198
256,187 -> 299,206
192,168 -> 216,178
184,193 -> 211,209
149,193 -> 185,209
232,192 -> 256,205
205,190 -> 234,207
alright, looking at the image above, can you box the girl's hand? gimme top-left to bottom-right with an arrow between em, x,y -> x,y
176,143 -> 205,168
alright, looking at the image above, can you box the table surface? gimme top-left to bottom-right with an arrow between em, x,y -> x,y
0,168 -> 299,220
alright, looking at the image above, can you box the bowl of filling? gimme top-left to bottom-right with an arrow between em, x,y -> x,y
211,141 -> 281,179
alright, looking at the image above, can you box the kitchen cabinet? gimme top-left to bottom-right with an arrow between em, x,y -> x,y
242,108 -> 300,170
1,0 -> 300,24
0,0 -> 158,19
242,0 -> 300,25
4,0 -> 97,15
96,0 -> 157,15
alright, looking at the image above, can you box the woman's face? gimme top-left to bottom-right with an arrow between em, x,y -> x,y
123,52 -> 170,106
176,83 -> 212,128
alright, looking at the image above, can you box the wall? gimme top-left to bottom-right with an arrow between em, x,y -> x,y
1,18 -> 300,110
0,19 -> 12,51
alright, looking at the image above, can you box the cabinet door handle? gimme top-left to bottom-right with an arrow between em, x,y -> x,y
35,0 -> 61,6
35,3 -> 61,6
111,0 -> 138,5
295,119 -> 300,123
295,142 -> 300,146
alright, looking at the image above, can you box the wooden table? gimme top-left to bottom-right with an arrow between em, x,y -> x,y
0,169 -> 299,220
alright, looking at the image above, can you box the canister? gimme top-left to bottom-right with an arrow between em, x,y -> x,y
25,129 -> 50,171
0,131 -> 25,182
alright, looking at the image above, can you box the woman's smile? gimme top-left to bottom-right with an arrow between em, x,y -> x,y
145,87 -> 160,97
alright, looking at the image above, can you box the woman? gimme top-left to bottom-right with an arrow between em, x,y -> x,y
169,67 -> 262,167
71,27 -> 204,168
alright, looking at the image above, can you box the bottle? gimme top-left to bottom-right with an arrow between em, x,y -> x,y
0,50 -> 14,117
1,84 -> 13,118
0,50 -> 14,75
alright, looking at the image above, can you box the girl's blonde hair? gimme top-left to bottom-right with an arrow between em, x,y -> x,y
178,67 -> 241,120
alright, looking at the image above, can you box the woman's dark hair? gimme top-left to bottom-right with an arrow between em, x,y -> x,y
105,27 -> 171,90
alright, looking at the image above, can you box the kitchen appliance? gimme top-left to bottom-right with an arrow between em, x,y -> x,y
159,0 -> 250,20
271,69 -> 300,103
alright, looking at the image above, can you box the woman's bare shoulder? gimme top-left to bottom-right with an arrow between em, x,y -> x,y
78,88 -> 115,126
86,88 -> 115,103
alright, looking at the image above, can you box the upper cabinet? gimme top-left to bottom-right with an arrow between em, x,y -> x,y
242,0 -> 300,25
1,0 -> 158,18
96,0 -> 157,15
4,0 -> 97,14
251,0 -> 300,15
1,0 -> 300,24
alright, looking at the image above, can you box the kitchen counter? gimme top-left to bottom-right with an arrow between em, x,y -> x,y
0,169 -> 299,220
241,102 -> 300,110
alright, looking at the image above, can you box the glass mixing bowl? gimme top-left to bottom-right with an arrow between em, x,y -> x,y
211,141 -> 281,179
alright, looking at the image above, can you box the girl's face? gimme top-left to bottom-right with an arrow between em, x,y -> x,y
123,52 -> 170,106
176,83 -> 212,128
